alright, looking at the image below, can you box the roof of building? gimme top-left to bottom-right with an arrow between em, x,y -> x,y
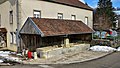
0,28 -> 7,33
43,0 -> 93,11
30,18 -> 94,36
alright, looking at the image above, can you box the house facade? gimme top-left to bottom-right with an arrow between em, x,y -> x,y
0,0 -> 93,51
114,10 -> 120,34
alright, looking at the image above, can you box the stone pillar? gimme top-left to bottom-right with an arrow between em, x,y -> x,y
34,52 -> 38,59
64,38 -> 70,47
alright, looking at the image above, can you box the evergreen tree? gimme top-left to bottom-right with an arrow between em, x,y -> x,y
95,0 -> 116,29
85,2 -> 88,6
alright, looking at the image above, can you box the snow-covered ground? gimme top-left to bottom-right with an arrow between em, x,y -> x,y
0,59 -> 3,63
1,46 -> 120,64
90,46 -> 117,52
0,51 -> 22,63
117,47 -> 120,51
0,51 -> 10,57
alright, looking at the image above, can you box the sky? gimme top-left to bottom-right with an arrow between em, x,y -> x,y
79,0 -> 120,8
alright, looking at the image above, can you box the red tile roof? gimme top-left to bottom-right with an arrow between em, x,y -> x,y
44,0 -> 93,10
31,18 -> 94,36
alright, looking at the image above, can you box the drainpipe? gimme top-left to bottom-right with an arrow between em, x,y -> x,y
16,0 -> 20,52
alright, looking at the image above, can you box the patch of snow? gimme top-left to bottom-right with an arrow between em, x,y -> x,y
0,54 -> 9,57
90,46 -> 116,52
0,51 -> 3,53
17,53 -> 22,56
0,51 -> 22,63
0,59 -> 3,63
5,56 -> 21,62
0,51 -> 11,57
10,52 -> 16,55
117,47 -> 120,51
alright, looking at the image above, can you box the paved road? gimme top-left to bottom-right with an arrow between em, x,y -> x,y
1,52 -> 120,68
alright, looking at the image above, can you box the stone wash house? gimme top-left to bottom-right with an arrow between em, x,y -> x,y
20,17 -> 93,51
0,0 -> 93,51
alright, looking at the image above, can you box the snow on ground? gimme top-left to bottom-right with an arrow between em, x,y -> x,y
117,47 -> 120,51
0,51 -> 10,57
0,59 -> 3,63
90,46 -> 117,52
0,51 -> 22,63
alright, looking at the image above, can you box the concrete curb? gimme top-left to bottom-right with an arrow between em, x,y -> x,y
21,51 -> 114,65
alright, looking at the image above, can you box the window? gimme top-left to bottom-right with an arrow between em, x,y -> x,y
33,10 -> 41,18
0,14 -> 1,27
85,17 -> 88,25
58,13 -> 63,19
9,11 -> 13,24
10,32 -> 13,44
13,32 -> 16,44
71,15 -> 76,20
10,32 -> 16,44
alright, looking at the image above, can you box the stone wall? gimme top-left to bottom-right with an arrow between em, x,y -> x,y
36,44 -> 90,59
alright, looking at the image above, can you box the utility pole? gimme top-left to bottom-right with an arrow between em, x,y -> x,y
16,0 -> 20,52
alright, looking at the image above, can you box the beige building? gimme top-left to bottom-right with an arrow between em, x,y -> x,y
0,0 -> 93,51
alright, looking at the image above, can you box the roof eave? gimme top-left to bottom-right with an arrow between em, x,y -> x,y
42,32 -> 94,37
29,18 -> 45,37
43,0 -> 93,11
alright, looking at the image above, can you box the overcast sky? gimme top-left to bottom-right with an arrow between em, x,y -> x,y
79,0 -> 120,8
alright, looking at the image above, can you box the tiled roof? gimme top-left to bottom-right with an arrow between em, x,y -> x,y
44,0 -> 93,10
31,18 -> 94,36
